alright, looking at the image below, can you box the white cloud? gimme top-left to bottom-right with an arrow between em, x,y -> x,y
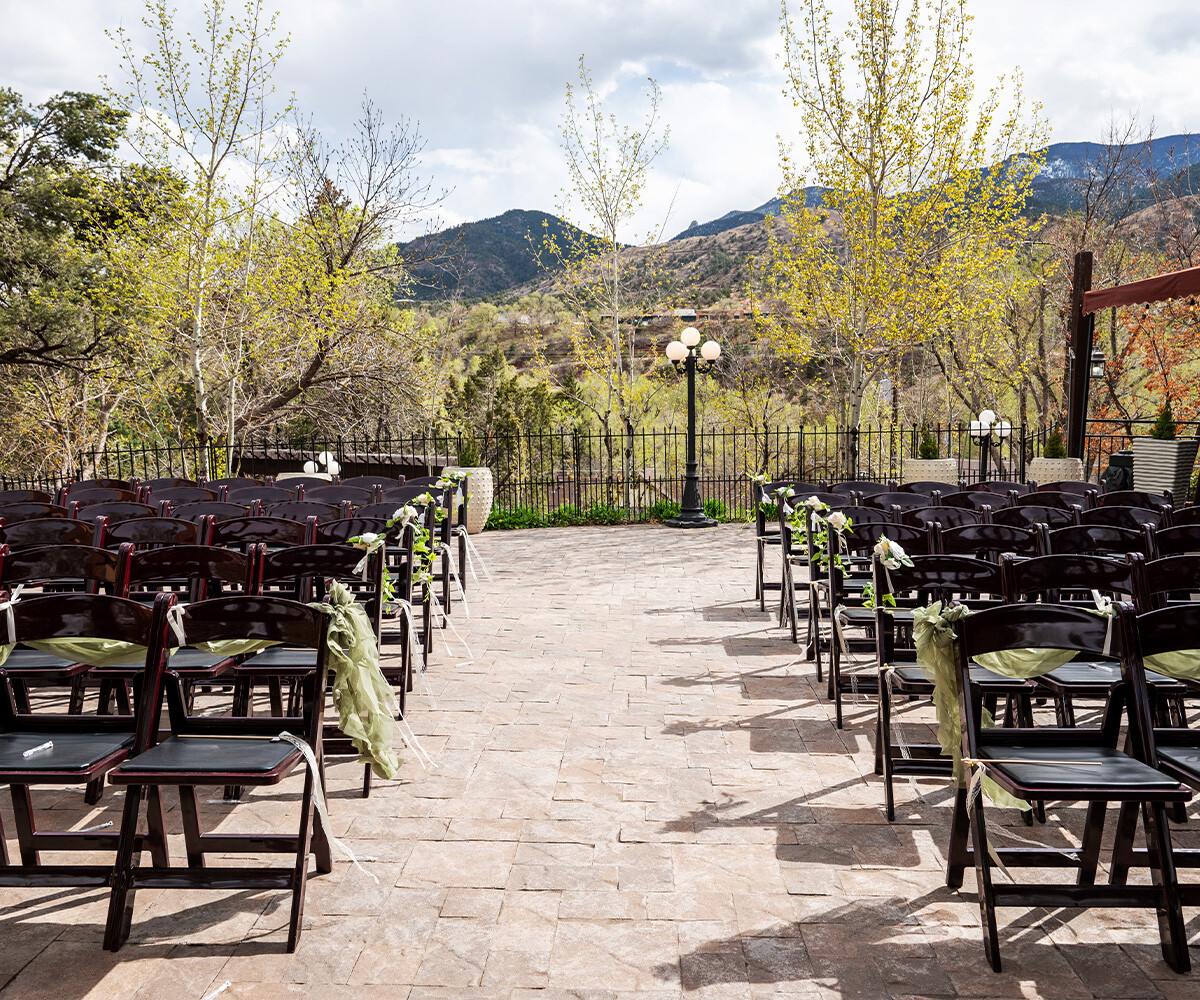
1,0 -> 1196,242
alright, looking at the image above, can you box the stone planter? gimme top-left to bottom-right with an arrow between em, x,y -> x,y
901,457 -> 959,486
440,465 -> 494,534
1131,438 -> 1199,501
1027,457 -> 1084,486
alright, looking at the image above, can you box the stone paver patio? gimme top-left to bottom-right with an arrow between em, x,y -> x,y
0,522 -> 1197,998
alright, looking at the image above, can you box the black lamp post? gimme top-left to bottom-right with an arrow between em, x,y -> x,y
968,409 -> 1011,484
665,326 -> 720,528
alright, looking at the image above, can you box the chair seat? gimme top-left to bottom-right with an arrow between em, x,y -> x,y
0,731 -> 132,771
1043,662 -> 1179,688
113,735 -> 298,776
1,647 -> 87,676
1156,745 -> 1200,783
891,664 -> 1031,690
979,744 -> 1182,791
238,647 -> 317,674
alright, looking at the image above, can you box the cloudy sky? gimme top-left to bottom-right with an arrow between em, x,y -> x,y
2,0 -> 1197,240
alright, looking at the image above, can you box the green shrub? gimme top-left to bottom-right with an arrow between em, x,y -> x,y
916,426 -> 939,459
645,499 -> 681,522
1150,401 -> 1178,440
583,502 -> 626,525
456,437 -> 481,466
703,498 -> 729,521
1043,428 -> 1067,458
485,505 -> 548,530
547,503 -> 588,526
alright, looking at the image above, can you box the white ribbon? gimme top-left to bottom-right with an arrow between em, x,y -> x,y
395,715 -> 435,769
429,590 -> 473,666
351,537 -> 385,580
166,603 -> 188,646
271,732 -> 378,883
832,605 -> 851,655
455,530 -> 493,583
440,543 -> 470,619
0,584 -> 25,645
1091,590 -> 1116,657
393,600 -> 424,666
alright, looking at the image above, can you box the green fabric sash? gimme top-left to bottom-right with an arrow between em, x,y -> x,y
1144,650 -> 1200,680
912,602 -> 1075,810
311,581 -> 400,780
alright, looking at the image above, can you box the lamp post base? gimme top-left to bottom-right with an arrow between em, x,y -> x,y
665,511 -> 718,529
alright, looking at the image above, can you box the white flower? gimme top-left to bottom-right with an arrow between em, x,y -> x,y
805,495 -> 825,509
392,504 -> 419,524
826,511 -> 848,531
358,531 -> 380,545
751,472 -> 768,485
873,535 -> 913,570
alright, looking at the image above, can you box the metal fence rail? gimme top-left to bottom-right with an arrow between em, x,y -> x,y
6,421 -> 1196,510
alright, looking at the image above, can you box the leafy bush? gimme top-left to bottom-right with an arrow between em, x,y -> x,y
645,499 -> 681,522
1150,401 -> 1178,440
583,502 -> 626,525
547,503 -> 588,526
916,426 -> 939,459
485,505 -> 548,530
1043,428 -> 1067,458
703,498 -> 729,521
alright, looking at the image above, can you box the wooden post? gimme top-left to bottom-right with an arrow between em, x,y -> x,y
1065,251 -> 1094,460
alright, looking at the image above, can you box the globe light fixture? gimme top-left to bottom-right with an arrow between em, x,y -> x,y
971,409 -> 1009,483
663,327 -> 722,529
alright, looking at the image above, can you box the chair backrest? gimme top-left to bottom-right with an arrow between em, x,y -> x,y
899,506 -> 980,529
1078,505 -> 1167,530
1152,523 -> 1200,557
340,475 -> 406,490
935,522 -> 1040,559
101,516 -> 210,550
259,543 -> 383,638
976,480 -> 1030,495
0,489 -> 53,503
200,477 -> 263,490
137,477 -> 198,491
65,478 -> 132,492
0,542 -> 132,595
161,596 -> 330,741
170,501 -> 255,522
1001,551 -> 1135,603
273,475 -> 335,489
261,500 -> 344,522
1015,491 -> 1086,511
1097,489 -> 1172,511
210,515 -> 315,550
145,486 -> 219,504
1042,522 -> 1153,558
314,516 -> 391,544
119,544 -> 258,603
0,502 -> 69,523
1135,554 -> 1200,612
1166,505 -> 1200,528
827,480 -> 892,496
894,480 -> 954,496
70,501 -> 158,524
0,516 -> 95,549
304,485 -> 378,505
1038,480 -> 1098,497
836,520 -> 931,558
402,476 -> 443,487
989,504 -> 1076,529
940,490 -> 1011,511
225,485 -> 299,504
64,487 -> 140,505
862,492 -> 936,511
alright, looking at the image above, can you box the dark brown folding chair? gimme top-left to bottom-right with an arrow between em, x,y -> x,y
103,595 -> 334,953
943,602 -> 1191,974
0,593 -> 173,886
0,517 -> 95,549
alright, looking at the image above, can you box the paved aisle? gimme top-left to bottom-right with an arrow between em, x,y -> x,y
0,524 -> 1193,998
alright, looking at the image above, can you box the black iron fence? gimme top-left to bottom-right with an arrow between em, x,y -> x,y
12,420 -> 1190,513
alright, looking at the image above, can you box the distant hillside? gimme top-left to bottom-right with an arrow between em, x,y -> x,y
399,209 -> 597,301
675,133 -> 1200,240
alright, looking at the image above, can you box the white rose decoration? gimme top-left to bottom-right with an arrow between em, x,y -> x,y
826,511 -> 848,531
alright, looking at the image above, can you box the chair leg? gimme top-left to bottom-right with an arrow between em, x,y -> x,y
1142,801 -> 1191,973
179,786 -> 207,868
755,541 -> 765,611
969,793 -> 1002,973
287,767 -> 319,952
84,776 -> 105,805
68,677 -> 87,714
1076,800 -> 1108,886
10,784 -> 39,866
103,784 -> 146,952
946,784 -> 971,889
1109,799 -> 1140,886
362,762 -> 372,799
878,685 -> 896,821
